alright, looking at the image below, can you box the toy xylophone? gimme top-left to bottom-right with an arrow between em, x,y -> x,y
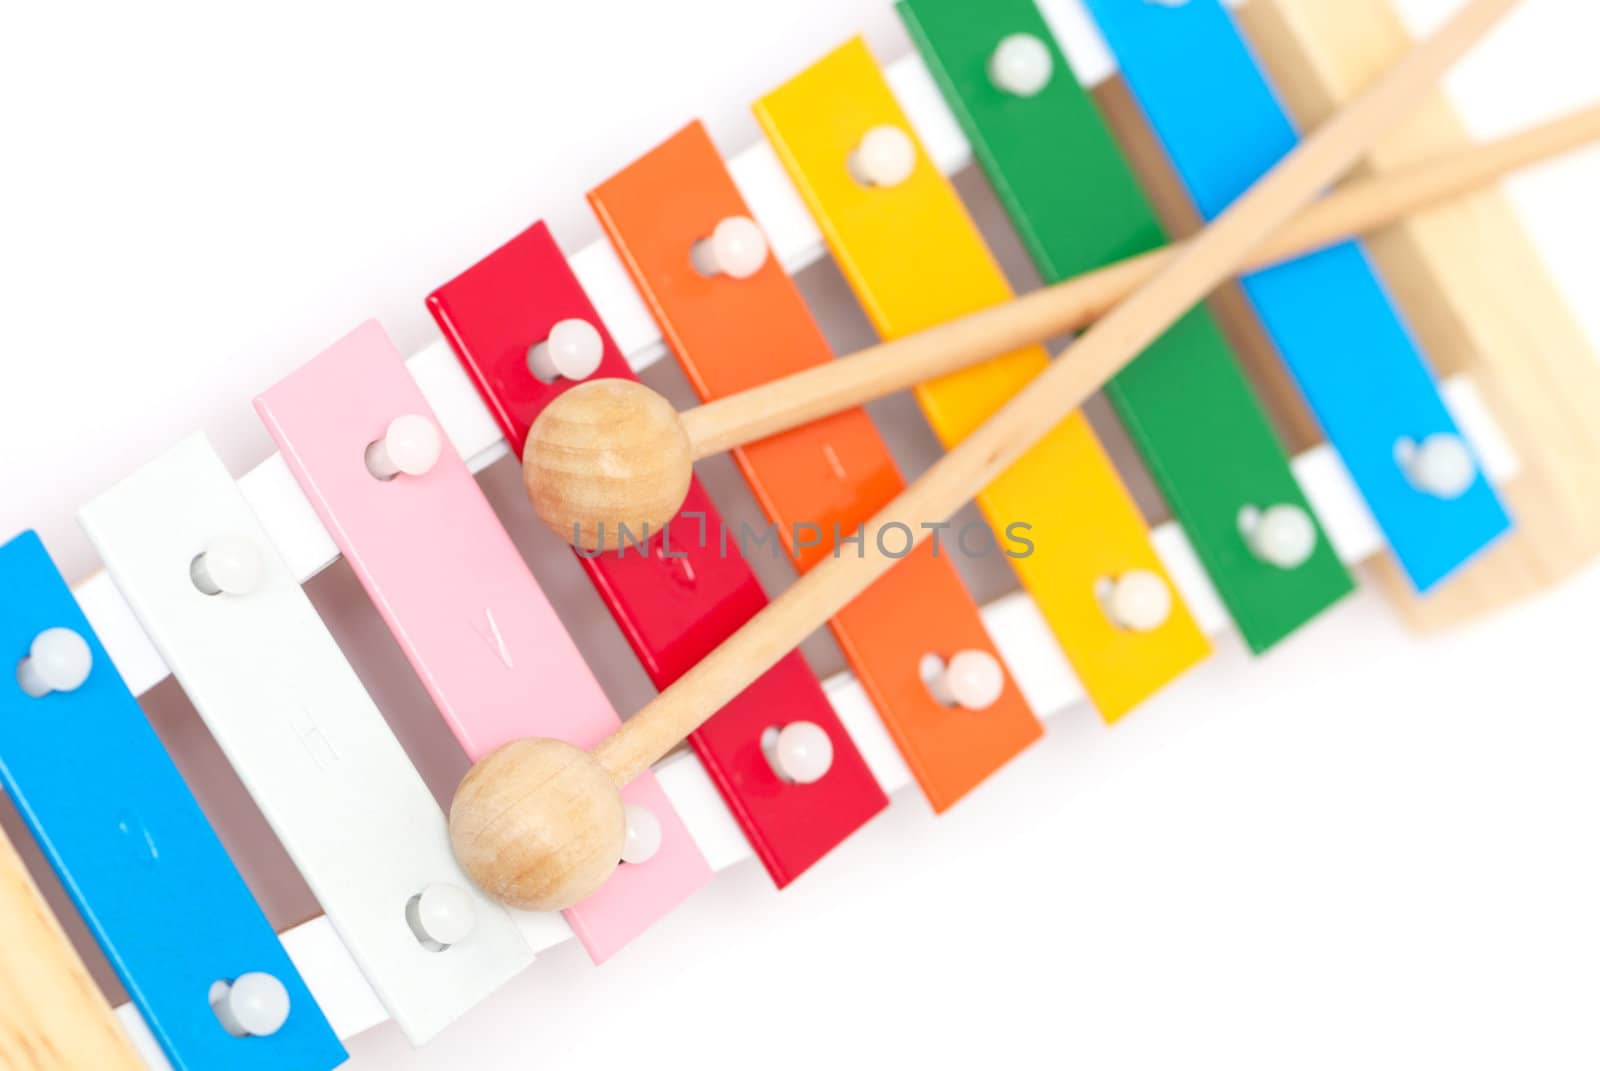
4,0 -> 1598,1067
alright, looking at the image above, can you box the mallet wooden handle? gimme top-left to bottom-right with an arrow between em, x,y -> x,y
589,0 -> 1522,785
680,95 -> 1597,460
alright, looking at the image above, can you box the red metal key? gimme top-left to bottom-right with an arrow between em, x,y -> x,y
428,222 -> 888,888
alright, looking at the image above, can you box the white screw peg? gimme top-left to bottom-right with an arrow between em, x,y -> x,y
988,33 -> 1054,97
689,216 -> 769,279
1238,503 -> 1318,570
16,628 -> 92,698
1396,433 -> 1476,499
210,973 -> 290,1037
406,883 -> 478,952
528,318 -> 605,383
1102,570 -> 1173,632
849,125 -> 917,188
764,721 -> 834,784
924,649 -> 1006,710
190,535 -> 263,597
365,414 -> 443,480
621,804 -> 662,865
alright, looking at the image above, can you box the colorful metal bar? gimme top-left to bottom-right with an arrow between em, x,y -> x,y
255,320 -> 713,963
755,38 -> 1210,720
0,530 -> 344,1071
428,223 -> 888,883
589,122 -> 1042,810
1082,0 -> 1512,591
897,0 -> 1353,652
78,438 -> 534,1044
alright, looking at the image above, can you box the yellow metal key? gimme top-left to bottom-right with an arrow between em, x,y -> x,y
755,38 -> 1210,719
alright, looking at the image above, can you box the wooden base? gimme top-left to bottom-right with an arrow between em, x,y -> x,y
0,827 -> 141,1071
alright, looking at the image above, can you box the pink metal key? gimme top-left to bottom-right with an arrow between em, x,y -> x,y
256,320 -> 711,962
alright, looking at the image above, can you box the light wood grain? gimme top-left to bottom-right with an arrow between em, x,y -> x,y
1236,0 -> 1600,628
522,377 -> 693,550
0,827 -> 142,1071
449,738 -> 625,912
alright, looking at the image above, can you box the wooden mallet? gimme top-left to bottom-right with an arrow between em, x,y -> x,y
455,0 -> 1522,912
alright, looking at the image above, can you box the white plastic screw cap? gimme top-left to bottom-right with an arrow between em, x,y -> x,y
767,721 -> 834,784
212,972 -> 290,1037
16,627 -> 92,697
927,649 -> 1005,710
408,883 -> 477,949
691,216 -> 769,279
384,413 -> 441,473
989,33 -> 1054,97
851,125 -> 917,188
1104,570 -> 1172,632
528,318 -> 604,382
369,414 -> 443,479
1240,503 -> 1318,570
192,534 -> 263,597
1398,433 -> 1476,499
621,804 -> 662,865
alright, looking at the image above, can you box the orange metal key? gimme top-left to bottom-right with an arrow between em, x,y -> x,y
590,122 -> 1041,810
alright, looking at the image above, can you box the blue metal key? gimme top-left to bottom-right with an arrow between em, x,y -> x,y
0,531 -> 346,1071
1084,0 -> 1512,591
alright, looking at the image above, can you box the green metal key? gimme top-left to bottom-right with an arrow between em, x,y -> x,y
899,0 -> 1354,651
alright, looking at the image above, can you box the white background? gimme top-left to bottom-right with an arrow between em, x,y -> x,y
3,1 -> 1600,1068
